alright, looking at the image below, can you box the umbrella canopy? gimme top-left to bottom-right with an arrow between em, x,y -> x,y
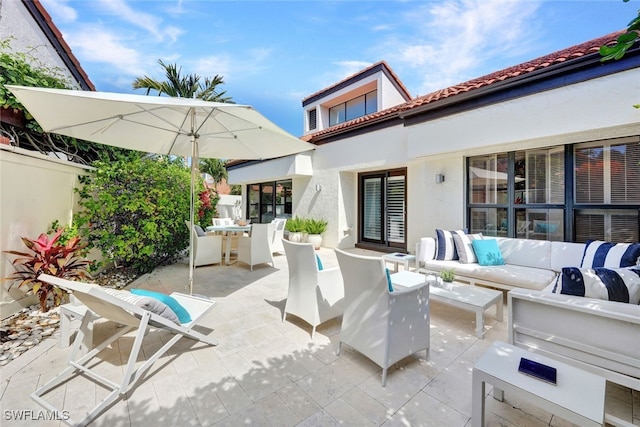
7,85 -> 315,293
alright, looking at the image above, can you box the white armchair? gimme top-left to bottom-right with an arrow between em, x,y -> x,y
335,249 -> 430,386
270,218 -> 287,255
237,223 -> 275,270
282,239 -> 344,338
184,221 -> 222,267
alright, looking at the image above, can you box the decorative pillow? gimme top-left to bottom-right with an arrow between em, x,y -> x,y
452,233 -> 483,264
316,254 -> 324,271
194,225 -> 206,237
471,239 -> 505,266
435,229 -> 466,261
553,266 -> 640,304
131,289 -> 192,323
101,288 -> 179,323
580,240 -> 640,269
385,268 -> 393,292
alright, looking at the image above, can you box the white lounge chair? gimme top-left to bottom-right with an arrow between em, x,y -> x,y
282,239 -> 344,338
32,274 -> 217,427
335,249 -> 430,386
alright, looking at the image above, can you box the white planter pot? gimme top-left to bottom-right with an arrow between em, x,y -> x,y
288,232 -> 304,243
307,234 -> 323,250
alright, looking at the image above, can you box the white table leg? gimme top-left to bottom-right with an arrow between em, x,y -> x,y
476,309 -> 484,338
496,297 -> 504,322
224,235 -> 231,265
472,369 -> 485,427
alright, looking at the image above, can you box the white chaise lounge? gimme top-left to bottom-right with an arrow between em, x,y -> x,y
33,274 -> 217,427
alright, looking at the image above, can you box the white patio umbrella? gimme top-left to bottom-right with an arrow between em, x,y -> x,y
7,85 -> 315,294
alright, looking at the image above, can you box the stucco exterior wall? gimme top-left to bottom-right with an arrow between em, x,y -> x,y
230,64 -> 640,253
0,147 -> 91,317
0,0 -> 77,86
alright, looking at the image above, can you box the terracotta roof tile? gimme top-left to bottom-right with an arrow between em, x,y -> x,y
303,32 -> 625,142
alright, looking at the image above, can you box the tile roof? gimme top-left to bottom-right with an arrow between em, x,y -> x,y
302,31 -> 625,142
302,60 -> 412,105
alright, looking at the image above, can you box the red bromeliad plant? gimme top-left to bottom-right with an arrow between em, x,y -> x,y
3,229 -> 92,312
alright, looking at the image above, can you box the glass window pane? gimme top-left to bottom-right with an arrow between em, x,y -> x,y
346,95 -> 366,121
515,148 -> 564,204
261,184 -> 274,223
468,154 -> 508,204
611,142 -> 640,204
248,184 -> 260,223
526,208 -> 563,241
363,177 -> 382,240
329,104 -> 345,126
365,90 -> 377,114
386,176 -> 405,243
575,145 -> 605,203
469,208 -> 507,236
575,209 -> 638,243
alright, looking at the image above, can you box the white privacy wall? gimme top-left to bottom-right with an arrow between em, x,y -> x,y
0,147 -> 91,317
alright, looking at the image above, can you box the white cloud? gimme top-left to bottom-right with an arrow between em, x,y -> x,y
65,25 -> 147,78
193,48 -> 273,83
40,0 -> 77,23
381,0 -> 542,95
94,0 -> 183,43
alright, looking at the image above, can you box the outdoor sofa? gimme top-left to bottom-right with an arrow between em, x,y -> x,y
418,230 -> 640,425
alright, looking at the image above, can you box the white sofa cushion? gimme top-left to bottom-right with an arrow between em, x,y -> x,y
423,259 -> 556,291
496,237 -> 552,270
550,241 -> 586,272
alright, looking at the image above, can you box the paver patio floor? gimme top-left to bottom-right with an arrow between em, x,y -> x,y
1,247 -> 638,426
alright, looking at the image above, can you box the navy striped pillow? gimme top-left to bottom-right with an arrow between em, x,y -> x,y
554,266 -> 640,304
580,240 -> 640,268
435,229 -> 466,261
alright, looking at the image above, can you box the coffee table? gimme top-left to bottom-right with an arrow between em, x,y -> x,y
392,271 -> 502,338
473,341 -> 605,427
382,252 -> 416,272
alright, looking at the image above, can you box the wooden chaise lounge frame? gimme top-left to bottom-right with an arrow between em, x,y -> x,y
32,274 -> 217,427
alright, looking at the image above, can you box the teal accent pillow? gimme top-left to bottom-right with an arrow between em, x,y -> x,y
131,289 -> 192,323
385,268 -> 393,292
316,254 -> 323,271
471,239 -> 505,266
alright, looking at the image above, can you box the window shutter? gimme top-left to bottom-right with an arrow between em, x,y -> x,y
386,176 -> 405,243
307,108 -> 317,131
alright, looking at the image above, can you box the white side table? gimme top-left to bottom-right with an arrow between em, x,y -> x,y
382,252 -> 416,272
59,302 -> 94,354
472,341 -> 605,427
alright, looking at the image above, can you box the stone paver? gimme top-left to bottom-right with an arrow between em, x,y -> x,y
0,247 -> 637,426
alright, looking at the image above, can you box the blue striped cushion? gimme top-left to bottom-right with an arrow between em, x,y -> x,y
435,229 -> 465,261
553,266 -> 640,304
580,240 -> 640,269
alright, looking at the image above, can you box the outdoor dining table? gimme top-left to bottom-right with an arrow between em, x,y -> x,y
205,224 -> 252,265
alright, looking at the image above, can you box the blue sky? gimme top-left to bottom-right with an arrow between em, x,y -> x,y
41,0 -> 634,137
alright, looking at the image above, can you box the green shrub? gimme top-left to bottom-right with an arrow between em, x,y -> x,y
75,156 -> 199,273
285,216 -> 306,233
304,218 -> 328,234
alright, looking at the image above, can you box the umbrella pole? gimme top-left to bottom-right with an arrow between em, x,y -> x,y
188,110 -> 197,295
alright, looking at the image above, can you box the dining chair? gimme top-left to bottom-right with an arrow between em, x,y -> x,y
335,249 -> 430,386
237,223 -> 275,270
185,221 -> 222,267
270,218 -> 288,255
282,239 -> 344,338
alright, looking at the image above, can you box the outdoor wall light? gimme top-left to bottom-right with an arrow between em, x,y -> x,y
435,174 -> 445,184
315,184 -> 323,192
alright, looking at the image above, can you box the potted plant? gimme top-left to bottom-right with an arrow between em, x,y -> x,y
3,228 -> 92,312
285,216 -> 306,243
304,218 -> 328,250
440,269 -> 456,290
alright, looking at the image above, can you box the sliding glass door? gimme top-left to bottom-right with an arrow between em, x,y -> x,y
359,169 -> 407,249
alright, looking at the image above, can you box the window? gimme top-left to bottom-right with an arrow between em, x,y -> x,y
329,90 -> 377,126
247,180 -> 292,223
307,108 -> 317,131
468,148 -> 565,241
573,138 -> 640,242
466,137 -> 640,243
